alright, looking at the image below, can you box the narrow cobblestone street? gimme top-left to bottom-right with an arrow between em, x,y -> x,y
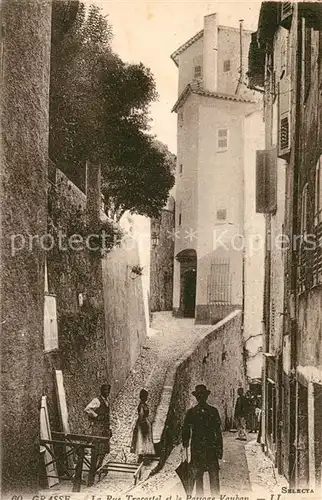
81,313 -> 286,497
101,313 -> 215,467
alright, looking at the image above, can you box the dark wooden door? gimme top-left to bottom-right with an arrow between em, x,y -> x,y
183,268 -> 196,317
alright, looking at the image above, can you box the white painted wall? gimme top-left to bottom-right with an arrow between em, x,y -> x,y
120,212 -> 151,331
243,109 -> 265,380
177,37 -> 203,95
203,13 -> 218,93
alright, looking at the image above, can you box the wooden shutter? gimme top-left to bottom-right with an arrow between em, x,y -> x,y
267,147 -> 278,212
256,148 -> 277,213
280,2 -> 293,29
278,75 -> 291,158
256,150 -> 267,213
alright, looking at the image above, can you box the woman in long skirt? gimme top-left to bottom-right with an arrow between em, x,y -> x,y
130,389 -> 155,462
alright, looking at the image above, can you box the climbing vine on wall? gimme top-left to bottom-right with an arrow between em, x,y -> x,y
48,183 -> 123,259
59,306 -> 100,352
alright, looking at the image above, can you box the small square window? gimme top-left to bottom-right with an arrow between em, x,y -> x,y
217,209 -> 227,221
194,65 -> 202,78
224,60 -> 231,72
178,111 -> 184,127
217,129 -> 228,151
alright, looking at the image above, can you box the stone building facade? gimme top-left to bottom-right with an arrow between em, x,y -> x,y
150,197 -> 175,312
171,12 -> 265,385
1,0 -> 52,493
249,1 -> 322,490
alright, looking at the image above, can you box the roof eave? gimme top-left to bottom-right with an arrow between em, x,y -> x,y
170,30 -> 204,65
170,53 -> 179,67
171,84 -> 192,113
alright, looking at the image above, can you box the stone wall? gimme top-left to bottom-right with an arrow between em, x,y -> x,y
102,242 -> 147,401
150,202 -> 175,312
46,165 -> 108,435
1,0 -> 52,493
157,310 -> 245,466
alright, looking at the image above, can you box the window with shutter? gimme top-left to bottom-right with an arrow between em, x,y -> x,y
217,129 -> 228,152
255,148 -> 277,214
178,110 -> 184,128
280,117 -> 289,151
216,209 -> 227,221
194,65 -> 202,78
223,60 -> 231,72
278,74 -> 291,158
256,148 -> 277,214
280,2 -> 293,29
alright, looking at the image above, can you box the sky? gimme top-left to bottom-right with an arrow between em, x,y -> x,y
86,0 -> 263,153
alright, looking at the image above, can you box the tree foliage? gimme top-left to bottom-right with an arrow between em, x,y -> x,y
50,1 -> 175,219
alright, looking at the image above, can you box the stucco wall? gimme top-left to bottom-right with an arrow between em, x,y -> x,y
243,110 -> 265,380
157,310 -> 245,465
102,241 -> 147,401
175,96 -> 199,255
297,20 -> 322,371
197,97 -> 256,253
177,36 -> 203,94
195,98 -> 258,322
269,96 -> 287,356
173,96 -> 199,311
1,0 -> 52,493
217,27 -> 253,97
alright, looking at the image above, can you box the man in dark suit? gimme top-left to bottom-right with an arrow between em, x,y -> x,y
182,384 -> 223,495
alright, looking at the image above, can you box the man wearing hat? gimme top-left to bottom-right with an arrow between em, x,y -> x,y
84,383 -> 112,469
182,384 -> 223,495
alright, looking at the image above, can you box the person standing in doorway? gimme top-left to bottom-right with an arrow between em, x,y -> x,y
84,383 -> 112,469
182,384 -> 223,496
234,387 -> 248,441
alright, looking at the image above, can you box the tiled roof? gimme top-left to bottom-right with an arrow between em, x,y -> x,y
171,24 -> 252,66
172,81 -> 257,112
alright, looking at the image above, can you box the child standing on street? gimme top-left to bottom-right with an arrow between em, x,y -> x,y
130,389 -> 155,463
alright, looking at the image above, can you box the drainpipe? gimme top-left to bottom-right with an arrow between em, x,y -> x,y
236,19 -> 244,95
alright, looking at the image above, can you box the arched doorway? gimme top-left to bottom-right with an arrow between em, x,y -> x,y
176,249 -> 197,318
183,268 -> 197,317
